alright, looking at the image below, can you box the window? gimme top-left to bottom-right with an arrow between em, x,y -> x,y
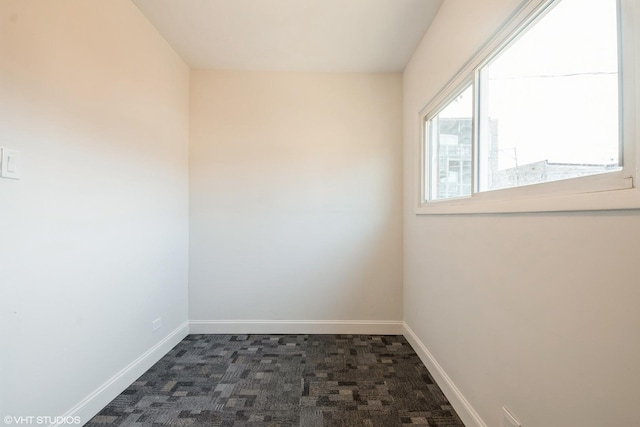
426,84 -> 473,200
418,0 -> 639,213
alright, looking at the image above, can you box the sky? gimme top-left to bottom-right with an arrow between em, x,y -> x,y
439,0 -> 620,169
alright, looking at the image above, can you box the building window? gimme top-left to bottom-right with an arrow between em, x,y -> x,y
426,84 -> 473,200
419,0 -> 637,212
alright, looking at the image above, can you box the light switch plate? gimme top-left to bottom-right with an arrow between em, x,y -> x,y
1,148 -> 21,179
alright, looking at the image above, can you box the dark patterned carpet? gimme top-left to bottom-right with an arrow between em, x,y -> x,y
86,335 -> 465,427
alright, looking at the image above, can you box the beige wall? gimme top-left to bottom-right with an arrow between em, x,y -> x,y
189,70 -> 403,324
403,1 -> 640,426
0,0 -> 190,420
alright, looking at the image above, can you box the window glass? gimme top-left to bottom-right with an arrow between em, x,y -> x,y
477,0 -> 620,192
426,85 -> 473,200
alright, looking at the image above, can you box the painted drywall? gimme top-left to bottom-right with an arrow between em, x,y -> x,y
403,1 -> 640,426
0,0 -> 189,421
189,70 -> 403,325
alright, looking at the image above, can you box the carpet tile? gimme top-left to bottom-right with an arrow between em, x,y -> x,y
86,335 -> 465,426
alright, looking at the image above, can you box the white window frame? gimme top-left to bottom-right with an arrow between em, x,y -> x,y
416,0 -> 640,214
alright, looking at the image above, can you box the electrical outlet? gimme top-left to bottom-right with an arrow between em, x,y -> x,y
152,317 -> 162,332
502,407 -> 521,427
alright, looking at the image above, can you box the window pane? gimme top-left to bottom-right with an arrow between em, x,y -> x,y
427,85 -> 473,200
478,0 -> 620,192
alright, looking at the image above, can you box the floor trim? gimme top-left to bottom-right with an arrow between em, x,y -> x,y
402,322 -> 487,427
56,321 -> 189,426
189,319 -> 404,335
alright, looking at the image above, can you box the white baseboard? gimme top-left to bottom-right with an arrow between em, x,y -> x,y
190,320 -> 403,335
403,323 -> 487,427
57,321 -> 189,427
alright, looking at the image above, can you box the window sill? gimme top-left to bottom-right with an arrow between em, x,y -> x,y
415,177 -> 640,215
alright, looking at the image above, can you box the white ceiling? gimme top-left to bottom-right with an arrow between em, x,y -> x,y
132,0 -> 444,73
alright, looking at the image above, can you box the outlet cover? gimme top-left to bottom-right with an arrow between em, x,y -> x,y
503,407 -> 521,427
152,317 -> 162,331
